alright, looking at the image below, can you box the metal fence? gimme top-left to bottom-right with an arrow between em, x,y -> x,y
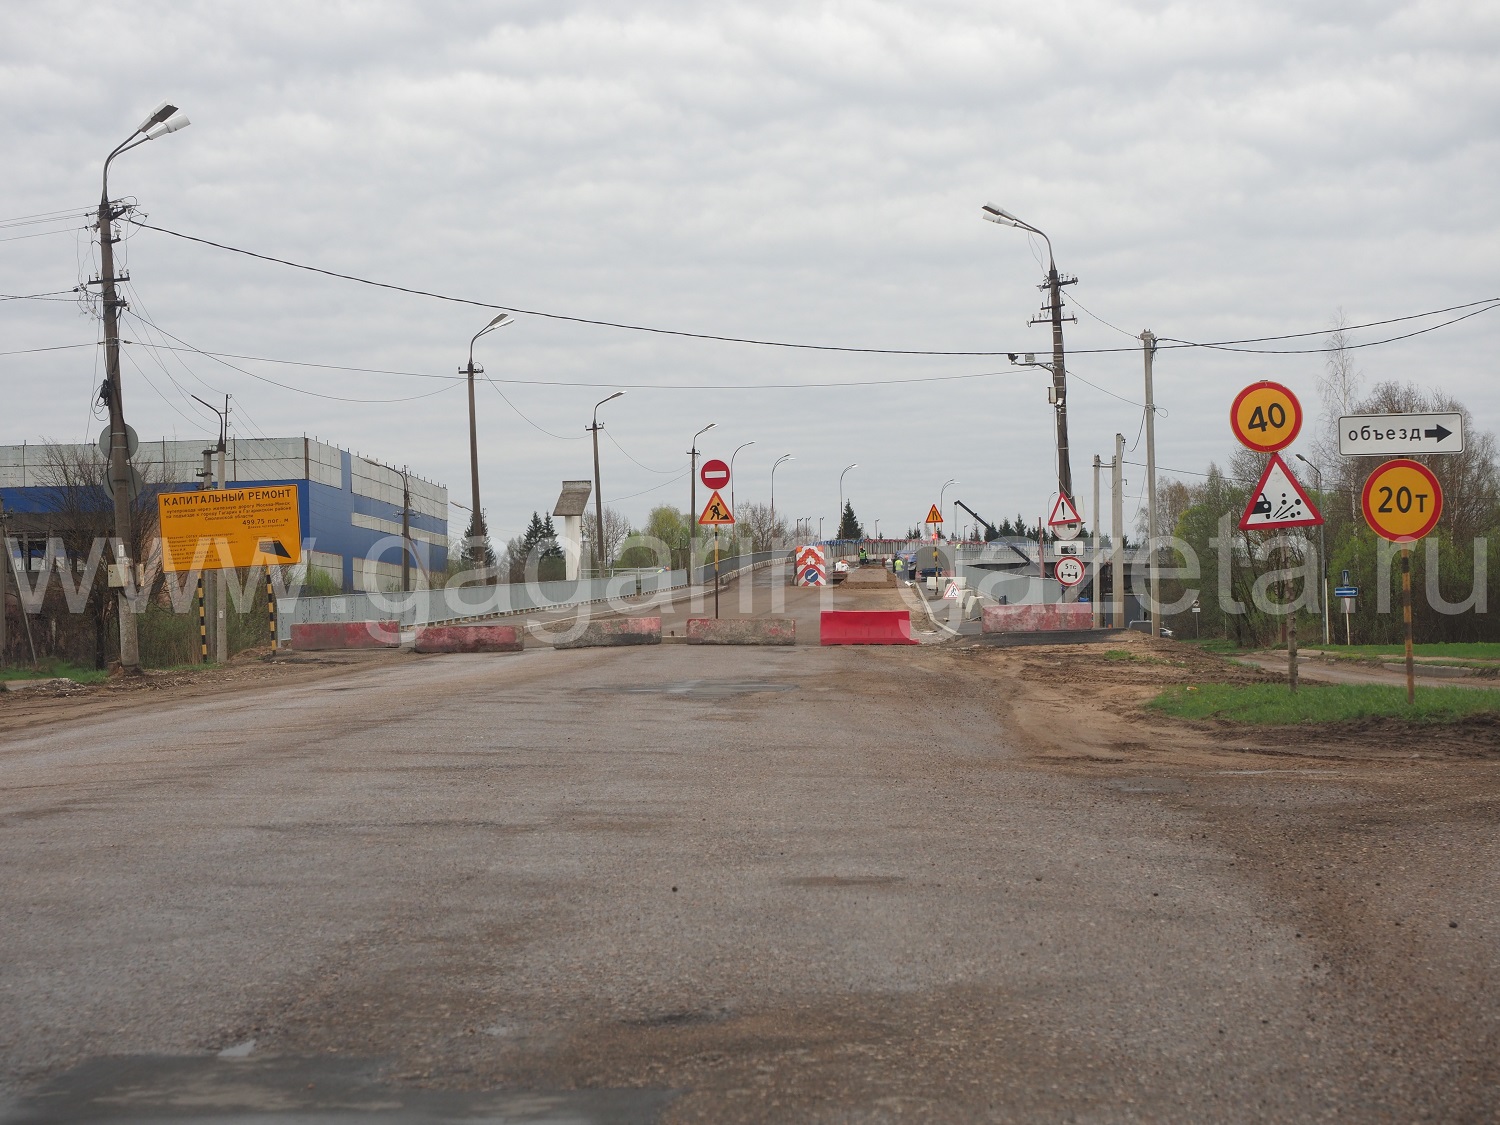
278,568 -> 689,642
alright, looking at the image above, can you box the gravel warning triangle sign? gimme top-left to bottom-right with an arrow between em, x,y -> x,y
1238,453 -> 1323,530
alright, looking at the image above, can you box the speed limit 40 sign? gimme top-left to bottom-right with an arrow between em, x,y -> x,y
1230,381 -> 1303,453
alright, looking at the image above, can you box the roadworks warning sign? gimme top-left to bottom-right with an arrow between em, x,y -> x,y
158,485 -> 303,572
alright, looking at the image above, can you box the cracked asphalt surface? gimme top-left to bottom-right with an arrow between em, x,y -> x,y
1,620 -> 1496,1122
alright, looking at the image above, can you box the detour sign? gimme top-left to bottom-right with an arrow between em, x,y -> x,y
1361,459 -> 1442,543
158,485 -> 303,572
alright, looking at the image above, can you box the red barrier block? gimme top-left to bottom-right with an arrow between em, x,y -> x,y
819,610 -> 920,646
290,621 -> 401,650
981,603 -> 1095,633
686,617 -> 796,645
413,624 -> 523,653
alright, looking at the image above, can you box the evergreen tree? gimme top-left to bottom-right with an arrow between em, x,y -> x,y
837,501 -> 864,540
458,509 -> 496,569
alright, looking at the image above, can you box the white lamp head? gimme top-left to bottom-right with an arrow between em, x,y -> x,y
145,114 -> 191,140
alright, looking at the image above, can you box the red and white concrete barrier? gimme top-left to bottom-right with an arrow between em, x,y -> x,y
413,624 -> 524,653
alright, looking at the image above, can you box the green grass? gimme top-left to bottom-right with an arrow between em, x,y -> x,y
1174,637 -> 1244,655
0,660 -> 111,685
1301,643 -> 1500,663
1149,681 -> 1500,724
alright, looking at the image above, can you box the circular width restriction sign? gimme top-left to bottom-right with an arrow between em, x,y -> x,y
1362,459 -> 1443,543
1054,557 -> 1085,586
1230,381 -> 1303,453
700,458 -> 730,489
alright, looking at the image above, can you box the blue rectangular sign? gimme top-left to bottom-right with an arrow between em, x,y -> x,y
1334,586 -> 1359,598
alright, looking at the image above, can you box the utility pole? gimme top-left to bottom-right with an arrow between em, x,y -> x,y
688,423 -> 715,583
1141,330 -> 1160,637
97,184 -> 141,671
1041,259 -> 1078,501
981,205 -> 1075,501
401,467 -> 411,594
199,447 -> 216,662
193,394 -> 229,662
463,313 -> 512,580
1112,432 -> 1125,628
0,498 -> 9,666
93,102 -> 191,672
588,393 -> 625,579
1091,454 -> 1104,629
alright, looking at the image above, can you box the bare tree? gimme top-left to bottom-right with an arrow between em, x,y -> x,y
735,501 -> 787,551
1313,309 -> 1365,519
582,505 -> 632,572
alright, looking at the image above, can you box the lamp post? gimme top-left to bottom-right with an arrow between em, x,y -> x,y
982,203 -> 1075,502
586,391 -> 625,577
98,102 -> 191,671
463,312 -> 512,575
688,423 -> 716,582
771,455 -> 793,546
729,441 -> 755,518
838,463 -> 858,539
1295,454 -> 1331,646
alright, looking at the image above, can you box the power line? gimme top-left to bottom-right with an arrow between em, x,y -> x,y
120,313 -> 461,404
129,218 -> 1498,359
605,429 -> 681,474
0,342 -> 94,358
482,376 -> 585,441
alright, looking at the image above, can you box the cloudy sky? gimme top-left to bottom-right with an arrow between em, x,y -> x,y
3,0 -> 1497,546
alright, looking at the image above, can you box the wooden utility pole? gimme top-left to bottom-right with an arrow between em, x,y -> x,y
0,498 -> 9,666
1112,433 -> 1125,628
1141,330 -> 1160,637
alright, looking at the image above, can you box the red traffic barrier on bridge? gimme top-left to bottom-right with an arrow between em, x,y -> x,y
819,610 -> 920,646
413,624 -> 523,653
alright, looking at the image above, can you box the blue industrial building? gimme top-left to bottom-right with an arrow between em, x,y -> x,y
0,437 -> 447,591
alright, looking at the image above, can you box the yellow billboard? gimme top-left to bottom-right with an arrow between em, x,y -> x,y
158,485 -> 303,572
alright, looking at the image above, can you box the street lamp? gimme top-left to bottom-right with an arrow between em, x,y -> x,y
588,391 -> 626,577
771,455 -> 793,545
982,202 -> 1075,503
463,312 -> 513,573
1295,454 -> 1332,646
688,423 -> 716,581
98,102 -> 192,672
838,463 -> 858,539
729,441 -> 755,513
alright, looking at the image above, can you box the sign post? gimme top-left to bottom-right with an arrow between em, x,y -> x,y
698,486 -> 735,619
1361,458 -> 1443,704
925,504 -> 943,576
1230,381 -> 1318,692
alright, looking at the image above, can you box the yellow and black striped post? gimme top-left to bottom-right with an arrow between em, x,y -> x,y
266,572 -> 278,654
1401,547 -> 1414,705
196,577 -> 208,662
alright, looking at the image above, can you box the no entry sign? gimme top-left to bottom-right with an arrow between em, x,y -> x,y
700,458 -> 730,489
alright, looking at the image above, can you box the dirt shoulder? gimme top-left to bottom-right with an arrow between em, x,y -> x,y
0,648 -> 409,735
949,629 -> 1500,769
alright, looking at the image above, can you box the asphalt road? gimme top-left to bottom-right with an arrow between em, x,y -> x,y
1,624 -> 1496,1122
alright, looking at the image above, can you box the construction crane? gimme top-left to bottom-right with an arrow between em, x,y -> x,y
953,500 -> 1000,542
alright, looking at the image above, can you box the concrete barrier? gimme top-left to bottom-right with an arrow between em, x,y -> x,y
820,610 -> 920,646
981,603 -> 1096,633
290,620 -> 401,650
413,624 -> 523,654
686,617 -> 796,645
553,616 -> 662,649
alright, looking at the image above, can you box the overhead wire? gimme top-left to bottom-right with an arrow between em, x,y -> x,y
605,428 -> 680,474
126,219 -> 1499,359
481,375 -> 585,441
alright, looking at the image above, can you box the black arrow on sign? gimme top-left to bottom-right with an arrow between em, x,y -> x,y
1425,424 -> 1452,442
